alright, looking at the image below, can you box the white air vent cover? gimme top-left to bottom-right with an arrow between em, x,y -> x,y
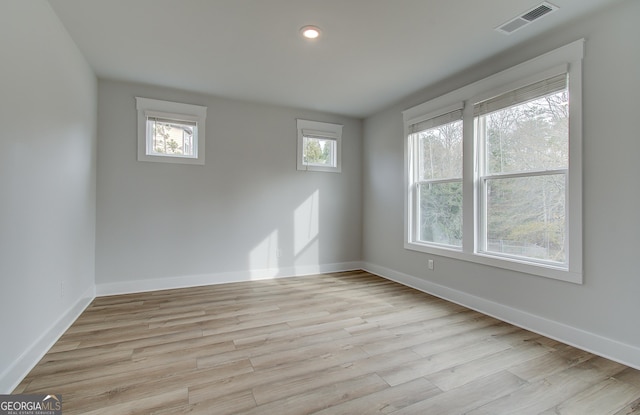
496,2 -> 559,35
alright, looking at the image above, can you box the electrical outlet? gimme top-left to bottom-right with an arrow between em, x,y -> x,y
428,259 -> 434,270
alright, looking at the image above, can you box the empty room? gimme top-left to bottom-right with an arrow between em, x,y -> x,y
1,0 -> 639,414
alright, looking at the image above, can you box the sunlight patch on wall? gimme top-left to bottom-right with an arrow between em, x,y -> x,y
294,190 -> 319,256
249,229 -> 279,279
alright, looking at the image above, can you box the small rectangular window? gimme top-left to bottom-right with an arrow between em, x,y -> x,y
297,119 -> 343,173
146,117 -> 196,158
136,97 -> 207,165
302,135 -> 337,167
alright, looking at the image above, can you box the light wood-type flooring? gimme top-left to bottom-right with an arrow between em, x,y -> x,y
14,271 -> 640,414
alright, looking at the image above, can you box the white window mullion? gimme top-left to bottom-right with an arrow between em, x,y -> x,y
462,102 -> 475,254
473,114 -> 487,254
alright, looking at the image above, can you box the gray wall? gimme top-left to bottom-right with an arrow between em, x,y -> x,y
96,80 -> 362,289
363,0 -> 640,351
0,1 -> 97,391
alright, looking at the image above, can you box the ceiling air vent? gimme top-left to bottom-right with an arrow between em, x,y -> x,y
496,2 -> 559,35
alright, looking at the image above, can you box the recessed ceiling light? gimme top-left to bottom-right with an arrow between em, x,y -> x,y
300,25 -> 321,39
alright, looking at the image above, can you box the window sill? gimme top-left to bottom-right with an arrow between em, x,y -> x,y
138,153 -> 204,165
298,165 -> 342,173
405,241 -> 582,284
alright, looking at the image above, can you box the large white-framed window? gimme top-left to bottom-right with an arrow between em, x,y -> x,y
136,97 -> 207,165
297,119 -> 343,173
404,40 -> 583,283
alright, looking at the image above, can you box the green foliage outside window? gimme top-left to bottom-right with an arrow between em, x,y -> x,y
482,91 -> 568,262
303,137 -> 333,166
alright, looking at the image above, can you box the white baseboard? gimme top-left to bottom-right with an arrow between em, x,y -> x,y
0,285 -> 95,394
363,262 -> 640,371
96,262 -> 364,297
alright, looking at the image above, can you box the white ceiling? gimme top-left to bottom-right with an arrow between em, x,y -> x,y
48,0 -> 622,118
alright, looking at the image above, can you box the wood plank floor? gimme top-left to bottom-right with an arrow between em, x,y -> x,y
14,271 -> 640,414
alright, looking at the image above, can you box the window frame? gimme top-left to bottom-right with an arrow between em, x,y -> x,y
403,40 -> 584,284
474,77 -> 570,268
408,104 -> 464,248
297,119 -> 343,173
136,97 -> 207,165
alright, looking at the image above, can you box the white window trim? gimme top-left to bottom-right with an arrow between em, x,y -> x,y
403,39 -> 584,284
297,119 -> 343,173
136,97 -> 207,165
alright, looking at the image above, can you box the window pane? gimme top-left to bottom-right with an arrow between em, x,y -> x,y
418,182 -> 462,247
417,119 -> 463,180
482,90 -> 568,175
148,119 -> 196,157
303,136 -> 336,167
485,174 -> 566,263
